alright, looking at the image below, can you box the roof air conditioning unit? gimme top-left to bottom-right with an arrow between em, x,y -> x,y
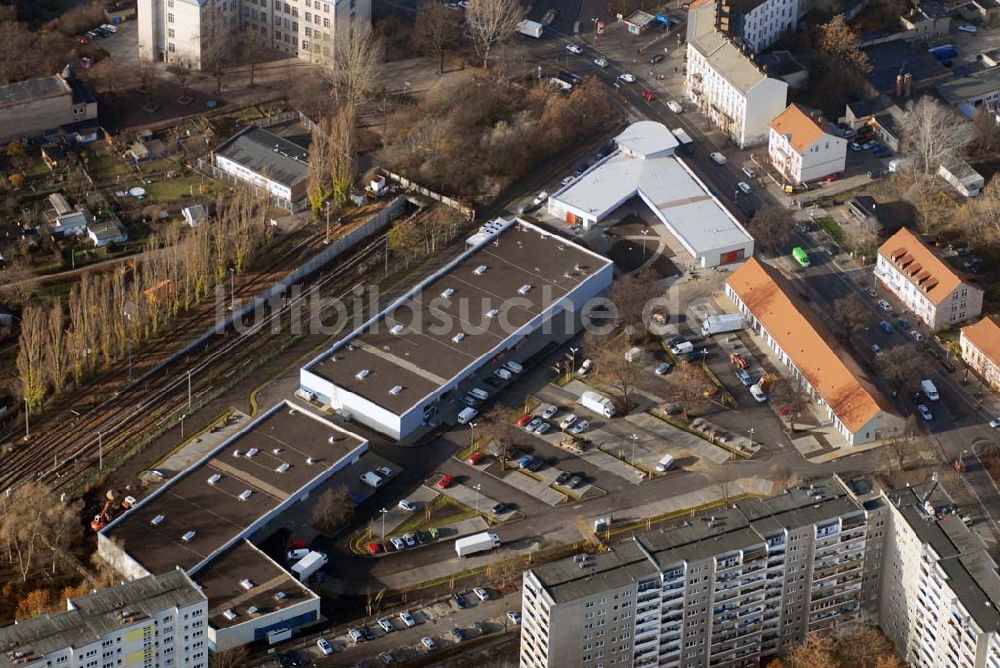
272,448 -> 282,454
390,324 -> 405,335
440,288 -> 455,299
518,284 -> 532,295
150,515 -> 165,526
474,265 -> 488,275
239,578 -> 255,590
356,369 -> 371,381
246,448 -> 259,458
233,450 -> 242,458
275,463 -> 290,473
208,474 -> 221,485
389,385 -> 403,395
327,435 -> 340,443
486,309 -> 499,319
181,530 -> 196,543
452,332 -> 465,343
274,591 -> 287,601
222,609 -> 237,621
306,457 -> 316,465
238,489 -> 253,502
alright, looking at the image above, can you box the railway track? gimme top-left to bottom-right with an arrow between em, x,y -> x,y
0,233 -> 390,494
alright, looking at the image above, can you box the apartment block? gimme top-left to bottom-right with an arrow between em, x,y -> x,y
961,317 -> 1000,394
0,570 -> 207,668
521,476 -> 886,668
875,228 -> 984,330
768,103 -> 847,184
880,480 -> 1000,668
139,0 -> 370,70
714,0 -> 800,52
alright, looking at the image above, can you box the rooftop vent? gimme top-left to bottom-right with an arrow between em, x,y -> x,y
288,408 -> 297,416
327,435 -> 341,443
486,308 -> 499,319
390,324 -> 405,335
274,591 -> 287,601
246,448 -> 259,458
356,369 -> 371,381
306,457 -> 316,465
238,489 -> 253,502
272,448 -> 282,454
150,514 -> 165,526
181,530 -> 196,543
275,463 -> 290,473
247,605 -> 259,615
389,385 -> 403,395
233,449 -> 242,458
222,609 -> 238,622
441,288 -> 455,299
208,474 -> 221,485
239,578 -> 255,590
452,332 -> 465,343
474,265 -> 488,276
517,284 -> 532,295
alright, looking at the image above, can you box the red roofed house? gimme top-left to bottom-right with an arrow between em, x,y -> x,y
768,103 -> 847,184
875,228 -> 983,331
961,318 -> 1000,393
726,257 -> 903,446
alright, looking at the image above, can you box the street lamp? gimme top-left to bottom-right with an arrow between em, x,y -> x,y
630,433 -> 638,465
469,422 -> 478,450
379,507 -> 389,541
229,267 -> 236,310
747,427 -> 755,448
23,397 -> 29,441
180,413 -> 187,439
570,347 -> 579,373
324,202 -> 332,245
640,227 -> 650,259
473,484 -> 482,515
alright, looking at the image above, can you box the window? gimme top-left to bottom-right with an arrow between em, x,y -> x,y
167,12 -> 175,22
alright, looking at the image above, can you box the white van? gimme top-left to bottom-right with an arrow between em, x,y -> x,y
921,378 -> 939,401
468,388 -> 489,401
710,152 -> 727,165
655,455 -> 676,472
494,368 -> 513,381
287,548 -> 310,561
503,360 -> 524,374
457,407 -> 479,424
578,359 -> 593,375
670,341 -> 694,355
360,471 -> 384,488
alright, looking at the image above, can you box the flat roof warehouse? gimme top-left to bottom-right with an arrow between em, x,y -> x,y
302,217 -> 614,416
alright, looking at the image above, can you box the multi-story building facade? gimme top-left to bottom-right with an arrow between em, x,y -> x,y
768,103 -> 847,184
685,1 -> 788,147
961,317 -> 1000,393
521,476 -> 886,668
714,0 -> 800,52
0,570 -> 207,668
876,228 -> 984,330
139,0 -> 370,70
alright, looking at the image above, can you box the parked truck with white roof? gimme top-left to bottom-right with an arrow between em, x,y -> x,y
291,551 -> 328,581
455,532 -> 501,557
701,313 -> 743,336
517,19 -> 544,37
579,391 -> 616,418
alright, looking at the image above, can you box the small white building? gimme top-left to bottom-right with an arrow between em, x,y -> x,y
937,158 -> 984,197
876,228 -> 984,330
213,127 -> 310,211
769,103 -> 847,184
546,121 -> 754,267
53,209 -> 91,237
183,204 -> 208,228
87,219 -> 128,247
685,1 -> 788,147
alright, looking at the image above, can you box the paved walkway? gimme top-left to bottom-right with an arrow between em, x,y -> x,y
149,410 -> 250,478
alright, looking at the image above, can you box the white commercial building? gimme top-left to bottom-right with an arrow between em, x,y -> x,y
769,103 -> 847,184
938,158 -> 985,197
299,217 -> 614,440
521,476 -> 886,668
875,228 -> 984,330
98,400 -> 369,651
139,0 -> 370,69
546,121 -> 754,267
213,127 -> 310,211
0,570 -> 208,668
685,1 -> 788,147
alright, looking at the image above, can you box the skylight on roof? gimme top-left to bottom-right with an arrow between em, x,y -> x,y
474,265 -> 488,275
356,369 -> 371,380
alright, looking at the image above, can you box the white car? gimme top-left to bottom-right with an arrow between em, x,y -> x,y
421,636 -> 437,651
390,536 -> 406,551
507,611 -> 522,624
594,57 -> 609,68
541,404 -> 558,419
871,344 -> 884,357
618,72 -> 636,83
918,404 -> 934,421
378,618 -> 395,632
910,330 -> 924,343
742,166 -> 756,179
565,43 -> 584,54
399,610 -> 417,627
348,628 -> 364,643
959,23 -> 977,32
398,499 -> 416,512
578,359 -> 593,375
877,299 -> 892,312
402,532 -> 416,547
666,100 -> 683,113
317,638 -> 334,655
525,417 -> 544,432
531,191 -> 548,207
560,175 -> 576,187
989,417 -> 1000,428
101,23 -> 119,33
473,587 -> 490,601
737,181 -> 751,194
750,384 -> 767,403
379,651 -> 395,664
560,414 -> 578,430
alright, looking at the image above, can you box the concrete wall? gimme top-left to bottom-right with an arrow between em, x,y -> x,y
743,78 -> 789,148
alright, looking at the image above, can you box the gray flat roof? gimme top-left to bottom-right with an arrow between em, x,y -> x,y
687,2 -> 768,94
532,541 -> 658,604
0,75 -> 70,108
938,66 -> 1000,104
549,124 -> 752,255
0,570 -> 204,666
102,401 -> 367,575
306,218 -> 612,415
192,541 -> 317,630
215,126 -> 310,189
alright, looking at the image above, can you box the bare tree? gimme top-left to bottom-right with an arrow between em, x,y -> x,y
312,486 -> 356,533
45,299 -> 68,395
209,646 -> 250,668
329,104 -> 357,204
324,20 -> 383,108
832,293 -> 868,337
661,361 -> 709,419
0,482 -> 76,582
957,175 -> 1000,247
413,2 -> 462,75
585,334 -> 652,414
609,269 -> 660,338
876,344 -> 923,395
788,631 -> 838,668
238,26 -> 271,89
815,14 -> 870,73
200,8 -> 233,95
166,59 -> 194,95
478,405 -> 519,466
900,97 -> 973,176
746,207 -> 794,253
466,0 -> 523,69
772,377 -> 809,431
17,305 -> 48,411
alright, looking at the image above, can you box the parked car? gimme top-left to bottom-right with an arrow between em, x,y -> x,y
560,414 -> 578,429
74,34 -> 91,44
402,533 -> 416,548
421,636 -> 437,651
655,362 -> 672,376
735,370 -> 753,386
666,100 -> 683,113
918,404 -> 934,421
877,299 -> 892,312
378,618 -> 395,632
871,344 -> 884,357
376,465 -> 393,478
879,320 -> 894,333
737,181 -> 751,194
399,610 -> 417,627
642,90 -> 656,101
618,72 -> 636,83
742,166 -> 756,179
866,287 -> 878,298
367,541 -> 383,554
910,330 -> 925,342
541,404 -> 559,419
398,498 -> 417,512
567,474 -> 584,489
437,474 -> 453,489
959,23 -> 977,32
565,43 -> 584,54
473,587 -> 490,601
555,471 -> 572,486
491,502 -> 507,515
452,627 -> 467,642
468,451 -> 485,465
594,57 -> 609,67
390,536 -> 406,551
569,419 -> 590,435
525,417 -> 543,432
379,651 -> 395,664
348,628 -> 364,643
507,611 -> 522,624
648,53 -> 665,64
849,141 -> 862,151
452,592 -> 469,608
516,455 -> 534,469
989,417 -> 1000,428
872,146 -> 890,158
286,650 -> 305,666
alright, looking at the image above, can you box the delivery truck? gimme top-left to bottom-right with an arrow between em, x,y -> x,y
921,378 -> 939,401
579,390 -> 616,418
701,313 -> 743,336
291,551 -> 328,582
455,532 -> 501,557
517,19 -> 544,38
671,128 -> 692,145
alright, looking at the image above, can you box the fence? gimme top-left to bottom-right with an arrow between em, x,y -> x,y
380,168 -> 476,221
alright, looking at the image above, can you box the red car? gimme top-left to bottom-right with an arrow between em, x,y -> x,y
468,452 -> 484,465
288,538 -> 308,550
367,541 -> 382,554
642,90 -> 656,101
517,414 -> 533,427
74,34 -> 91,44
438,474 -> 454,489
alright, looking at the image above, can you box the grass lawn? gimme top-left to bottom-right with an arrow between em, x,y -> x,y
87,153 -> 132,181
816,216 -> 846,245
144,174 -> 219,203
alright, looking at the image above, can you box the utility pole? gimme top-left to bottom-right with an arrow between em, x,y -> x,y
98,431 -> 103,470
187,370 -> 192,409
630,433 -> 638,465
23,397 -> 29,441
380,507 -> 388,541
229,267 -> 236,310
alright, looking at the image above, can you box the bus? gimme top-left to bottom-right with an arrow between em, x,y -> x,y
792,247 -> 810,268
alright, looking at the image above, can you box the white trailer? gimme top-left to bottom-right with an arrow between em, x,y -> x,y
291,551 -> 328,582
701,313 -> 743,336
517,19 -> 544,38
579,390 -> 616,418
455,532 -> 501,557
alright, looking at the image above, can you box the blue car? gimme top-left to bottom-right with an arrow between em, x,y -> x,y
872,147 -> 890,158
879,320 -> 894,333
516,455 -> 533,469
